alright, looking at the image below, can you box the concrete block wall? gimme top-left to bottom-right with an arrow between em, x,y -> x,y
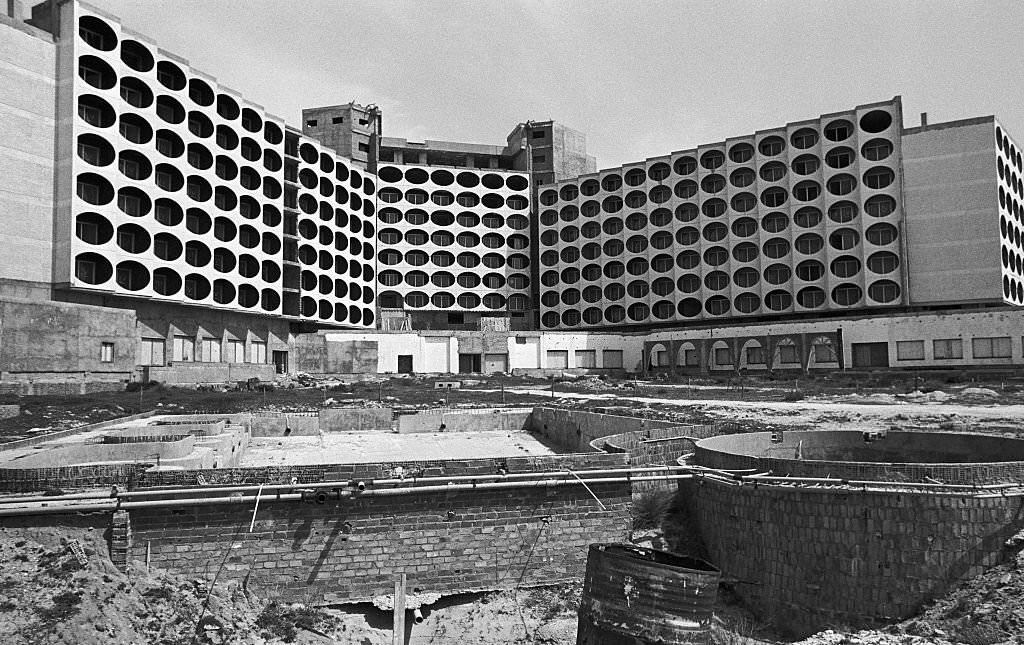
248,414 -> 319,437
126,479 -> 631,603
143,363 -> 277,385
319,407 -> 392,433
685,478 -> 1024,636
528,407 -> 677,453
397,409 -> 530,434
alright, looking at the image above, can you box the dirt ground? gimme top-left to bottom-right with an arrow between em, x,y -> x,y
2,371 -> 1024,643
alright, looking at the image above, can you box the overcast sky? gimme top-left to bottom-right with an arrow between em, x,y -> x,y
87,0 -> 1024,170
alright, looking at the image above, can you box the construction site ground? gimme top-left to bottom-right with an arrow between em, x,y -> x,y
1,370 -> 1024,643
242,431 -> 555,466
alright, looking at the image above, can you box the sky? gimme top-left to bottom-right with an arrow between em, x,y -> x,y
86,0 -> 1024,170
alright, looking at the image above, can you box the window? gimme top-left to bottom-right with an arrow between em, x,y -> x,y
199,337 -> 221,363
227,339 -> 245,363
715,347 -> 732,365
896,340 -> 925,361
602,350 -> 623,369
332,116 -> 344,124
249,340 -> 268,364
863,167 -> 895,189
759,137 -> 785,157
972,336 -> 1012,359
779,344 -> 800,364
813,342 -> 837,363
546,350 -> 569,369
305,119 -> 318,127
172,336 -> 194,362
100,342 -> 114,363
865,195 -> 897,217
575,350 -> 596,368
862,139 -> 893,161
120,193 -> 143,217
76,219 -> 99,244
825,147 -> 854,168
933,339 -> 963,360
746,346 -> 765,364
533,154 -> 545,164
139,338 -> 165,366
78,142 -> 101,165
759,162 -> 786,182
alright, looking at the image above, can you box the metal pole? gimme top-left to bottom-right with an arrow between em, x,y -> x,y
393,573 -> 406,645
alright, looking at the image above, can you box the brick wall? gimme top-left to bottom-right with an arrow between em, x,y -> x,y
126,477 -> 630,603
685,477 -> 1024,636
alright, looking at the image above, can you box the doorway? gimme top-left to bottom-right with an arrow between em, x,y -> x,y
397,355 -> 414,374
458,353 -> 481,373
272,351 -> 288,374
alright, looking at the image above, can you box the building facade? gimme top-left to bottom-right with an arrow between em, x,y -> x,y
0,0 -> 1021,383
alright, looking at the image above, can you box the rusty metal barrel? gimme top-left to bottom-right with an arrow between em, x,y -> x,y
576,543 -> 720,645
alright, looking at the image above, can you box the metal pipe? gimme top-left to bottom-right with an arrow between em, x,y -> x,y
0,474 -> 696,517
412,608 -> 424,624
0,489 -> 117,504
119,466 -> 690,499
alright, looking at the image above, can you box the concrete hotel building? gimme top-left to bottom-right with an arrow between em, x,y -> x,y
0,0 -> 1022,385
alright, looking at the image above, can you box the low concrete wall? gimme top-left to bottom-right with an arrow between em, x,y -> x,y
0,410 -> 158,451
5,435 -> 195,468
528,407 -> 677,453
0,379 -> 127,395
249,413 -> 319,437
397,408 -> 531,434
320,407 -> 392,433
144,363 -> 277,385
124,421 -> 227,438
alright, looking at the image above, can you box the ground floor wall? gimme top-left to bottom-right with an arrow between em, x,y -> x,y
641,307 -> 1024,375
685,478 -> 1024,636
2,296 -> 1023,385
0,296 -> 135,382
318,330 -> 646,375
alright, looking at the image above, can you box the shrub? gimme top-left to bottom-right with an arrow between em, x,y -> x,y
256,602 -> 333,643
632,490 -> 675,530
